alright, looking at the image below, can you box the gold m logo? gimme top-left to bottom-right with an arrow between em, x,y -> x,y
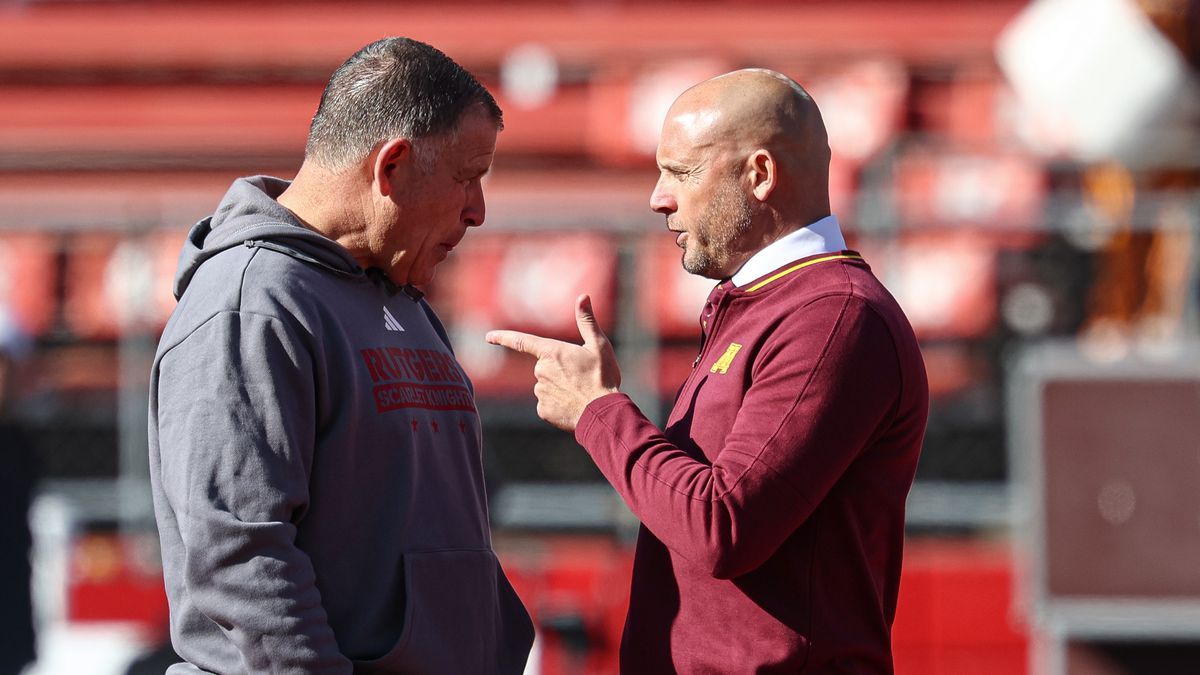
710,343 -> 743,374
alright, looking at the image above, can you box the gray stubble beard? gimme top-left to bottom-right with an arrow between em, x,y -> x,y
680,179 -> 755,280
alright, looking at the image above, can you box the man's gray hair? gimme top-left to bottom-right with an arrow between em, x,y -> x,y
305,37 -> 503,171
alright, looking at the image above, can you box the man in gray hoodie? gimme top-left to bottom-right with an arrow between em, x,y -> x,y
148,37 -> 534,674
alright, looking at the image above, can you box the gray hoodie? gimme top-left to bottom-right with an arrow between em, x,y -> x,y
148,176 -> 533,674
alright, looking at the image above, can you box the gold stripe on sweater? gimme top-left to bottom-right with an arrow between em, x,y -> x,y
743,253 -> 864,293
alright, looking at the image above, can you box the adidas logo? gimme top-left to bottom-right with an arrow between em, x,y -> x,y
383,307 -> 405,332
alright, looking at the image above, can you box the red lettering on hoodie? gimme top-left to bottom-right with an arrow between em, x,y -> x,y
360,348 -> 387,383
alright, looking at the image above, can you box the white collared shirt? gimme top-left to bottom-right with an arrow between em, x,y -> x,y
730,215 -> 847,287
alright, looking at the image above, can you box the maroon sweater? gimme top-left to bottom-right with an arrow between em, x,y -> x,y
575,252 -> 928,673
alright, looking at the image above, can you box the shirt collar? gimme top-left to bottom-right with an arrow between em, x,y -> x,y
730,214 -> 846,287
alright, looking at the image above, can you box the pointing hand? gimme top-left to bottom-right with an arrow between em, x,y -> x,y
486,294 -> 621,431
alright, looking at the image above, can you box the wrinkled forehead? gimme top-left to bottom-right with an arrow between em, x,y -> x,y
656,102 -> 726,161
667,105 -> 723,135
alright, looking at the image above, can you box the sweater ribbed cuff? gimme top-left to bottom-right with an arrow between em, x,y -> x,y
575,392 -> 632,447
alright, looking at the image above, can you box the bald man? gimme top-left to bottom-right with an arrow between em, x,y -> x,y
489,70 -> 928,673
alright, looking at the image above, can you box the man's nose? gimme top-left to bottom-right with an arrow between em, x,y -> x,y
463,180 -> 486,227
650,177 -> 676,215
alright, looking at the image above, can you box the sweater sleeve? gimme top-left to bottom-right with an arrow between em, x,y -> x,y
154,310 -> 352,673
575,294 -> 901,579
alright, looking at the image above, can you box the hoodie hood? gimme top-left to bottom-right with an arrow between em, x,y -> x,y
174,176 -> 365,300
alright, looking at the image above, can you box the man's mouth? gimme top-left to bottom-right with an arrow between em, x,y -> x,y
666,217 -> 686,247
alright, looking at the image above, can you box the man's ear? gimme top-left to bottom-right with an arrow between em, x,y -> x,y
747,149 -> 776,202
372,138 -> 415,198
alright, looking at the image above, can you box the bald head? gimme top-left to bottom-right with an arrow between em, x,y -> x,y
663,69 -> 831,218
675,69 -> 826,151
650,69 -> 834,279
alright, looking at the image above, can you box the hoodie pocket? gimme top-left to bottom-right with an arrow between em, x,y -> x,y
353,549 -> 533,675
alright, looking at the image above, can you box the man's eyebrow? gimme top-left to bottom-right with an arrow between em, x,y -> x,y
463,164 -> 492,179
658,160 -> 690,172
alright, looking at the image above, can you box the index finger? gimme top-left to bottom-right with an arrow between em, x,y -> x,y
485,329 -> 559,358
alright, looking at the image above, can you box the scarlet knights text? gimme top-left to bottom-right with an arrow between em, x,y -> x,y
359,347 -> 475,413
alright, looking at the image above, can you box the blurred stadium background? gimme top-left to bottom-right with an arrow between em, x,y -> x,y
0,0 -> 1197,673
